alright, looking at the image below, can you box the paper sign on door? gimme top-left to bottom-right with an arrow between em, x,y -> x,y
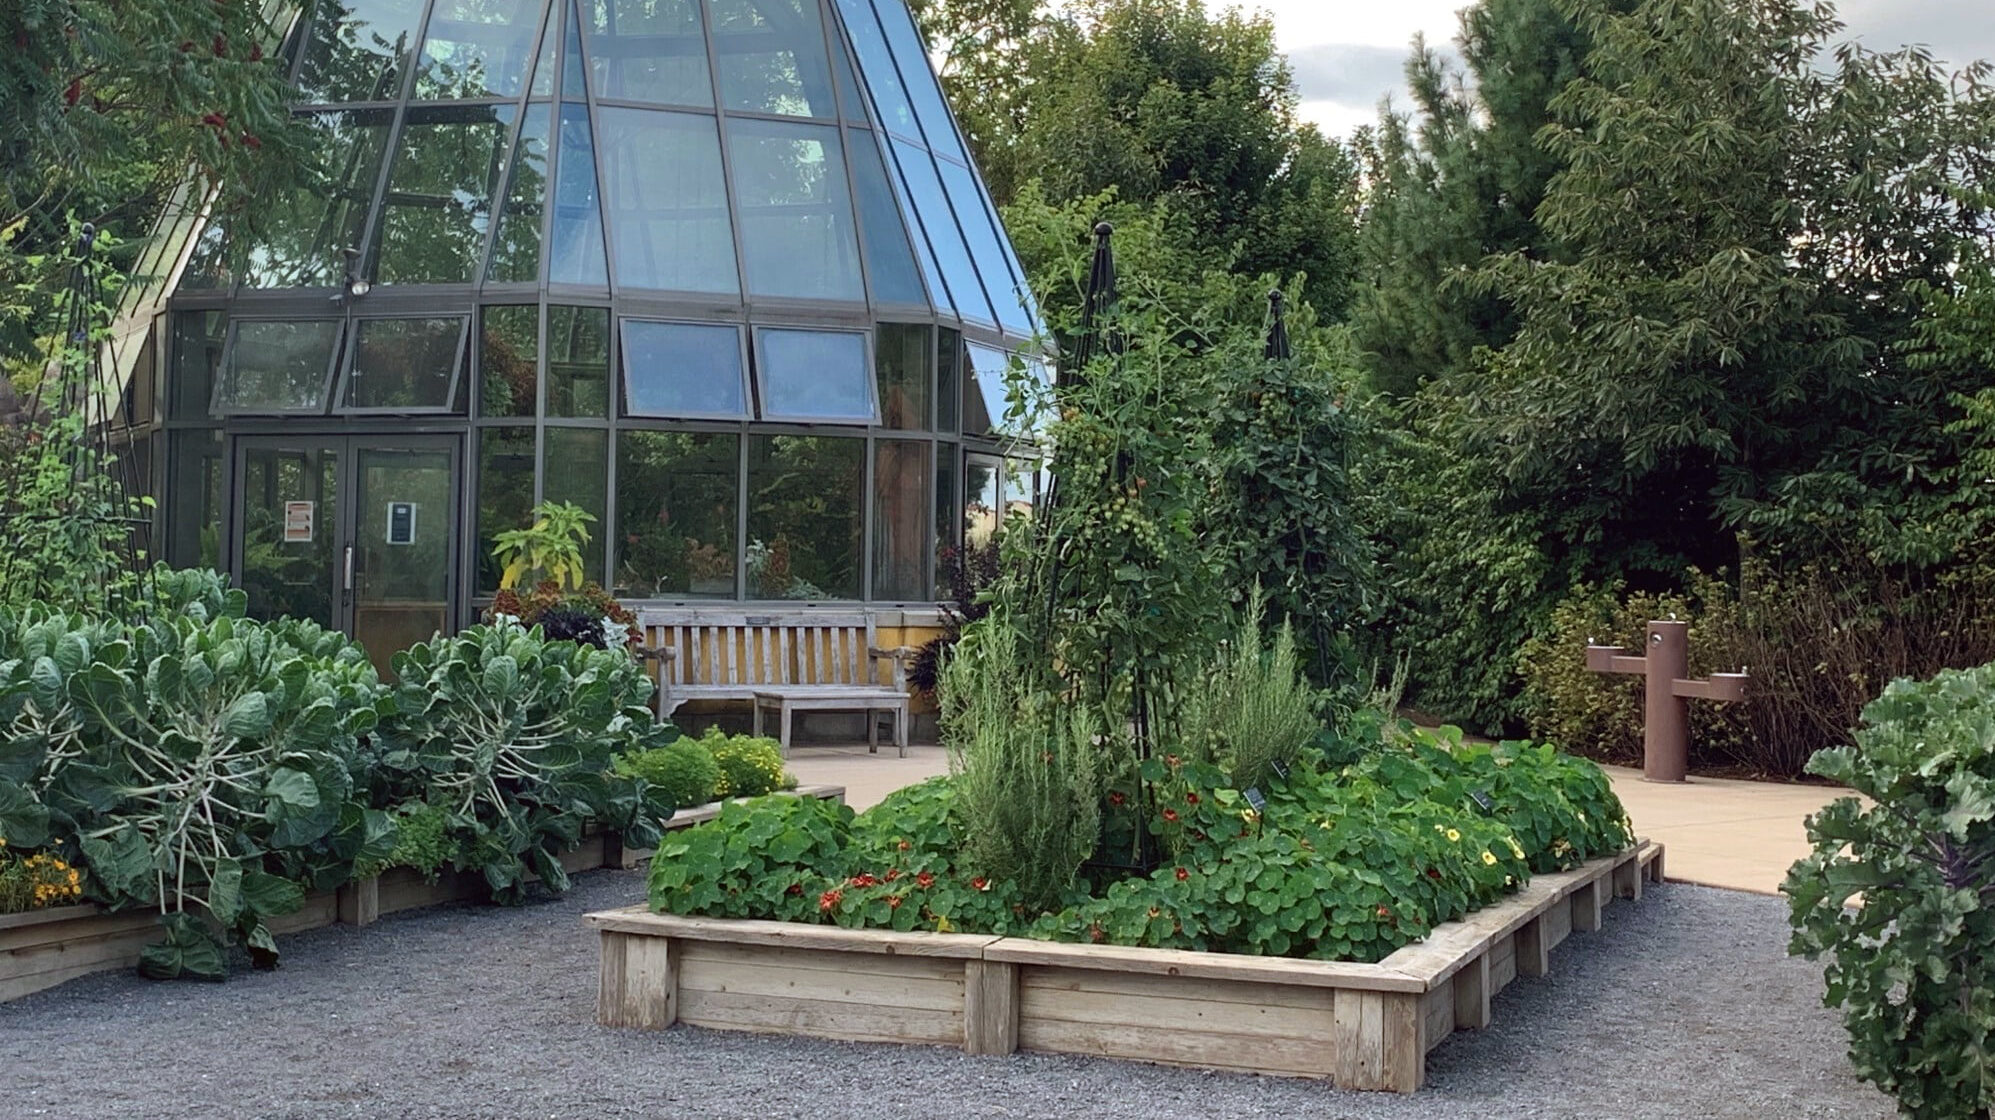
283,501 -> 315,543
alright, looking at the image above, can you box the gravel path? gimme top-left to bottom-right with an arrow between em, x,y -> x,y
0,874 -> 1889,1120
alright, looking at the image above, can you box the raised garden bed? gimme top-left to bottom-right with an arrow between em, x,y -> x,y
1,784 -> 844,1002
588,839 -> 1661,1092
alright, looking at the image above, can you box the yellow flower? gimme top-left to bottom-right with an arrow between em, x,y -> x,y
1577,811 -> 1588,824
1507,838 -> 1525,860
1481,851 -> 1497,866
1445,828 -> 1461,843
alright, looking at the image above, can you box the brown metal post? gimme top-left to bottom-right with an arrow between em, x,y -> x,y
1643,622 -> 1689,782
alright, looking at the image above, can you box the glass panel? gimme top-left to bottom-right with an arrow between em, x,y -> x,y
354,447 -> 455,674
1004,456 -> 1041,522
530,7 -> 558,94
964,451 -> 1000,547
372,104 -> 514,285
962,341 -> 1009,435
832,0 -> 916,139
547,306 -> 612,417
414,0 -> 545,99
598,107 -> 737,294
875,322 -> 929,430
755,328 -> 872,422
935,325 -> 960,432
587,0 -> 712,106
937,156 -> 1034,336
543,426 -> 608,583
622,320 -> 748,418
615,431 -> 739,598
828,16 -> 866,123
872,439 -> 929,600
709,0 -> 835,117
244,110 -> 392,289
870,0 -> 966,161
549,102 -> 610,285
214,321 -> 342,414
727,118 -> 862,300
562,0 -> 589,96
849,128 -> 926,305
932,440 -> 957,593
166,429 -> 226,571
476,427 -> 537,593
118,331 -> 158,430
487,102 -> 552,281
746,435 -> 861,599
240,443 -> 339,628
170,311 -> 227,420
480,305 -> 539,417
891,139 -> 993,325
295,0 -> 427,103
343,317 -> 465,410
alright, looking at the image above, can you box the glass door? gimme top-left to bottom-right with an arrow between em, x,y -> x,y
233,435 -> 462,674
350,442 -> 457,674
237,438 -> 343,630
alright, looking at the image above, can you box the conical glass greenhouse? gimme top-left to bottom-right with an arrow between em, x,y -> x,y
136,0 -> 1047,657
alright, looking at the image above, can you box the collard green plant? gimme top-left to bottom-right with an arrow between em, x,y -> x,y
0,607 -> 392,978
376,620 -> 670,901
1785,665 -> 1995,1120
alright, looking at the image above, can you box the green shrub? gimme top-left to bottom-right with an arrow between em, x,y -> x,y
940,615 -> 1101,914
356,803 -> 460,882
1785,664 -> 1995,1120
374,620 -> 672,903
701,727 -> 786,798
1173,593 -> 1322,789
617,742 -> 721,811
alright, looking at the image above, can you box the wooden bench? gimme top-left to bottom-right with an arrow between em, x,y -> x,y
635,609 -> 915,757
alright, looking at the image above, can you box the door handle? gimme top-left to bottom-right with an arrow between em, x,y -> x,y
343,545 -> 355,593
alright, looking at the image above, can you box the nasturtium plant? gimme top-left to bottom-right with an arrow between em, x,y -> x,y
1785,665 -> 1995,1120
375,620 -> 672,902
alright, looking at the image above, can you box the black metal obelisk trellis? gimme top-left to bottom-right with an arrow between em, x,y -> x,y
1258,288 -> 1334,685
0,224 -> 155,614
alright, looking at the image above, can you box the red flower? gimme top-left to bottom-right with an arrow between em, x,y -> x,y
1426,867 -> 1441,880
915,871 -> 935,889
897,840 -> 911,852
971,877 -> 989,891
1376,905 -> 1392,920
1162,808 -> 1179,822
885,868 -> 901,882
888,895 -> 903,909
849,873 -> 879,887
1185,792 -> 1199,805
1108,791 -> 1126,807
1165,754 -> 1181,769
1088,924 -> 1106,943
201,112 -> 227,129
785,882 -> 803,896
818,889 -> 842,911
1175,867 -> 1189,881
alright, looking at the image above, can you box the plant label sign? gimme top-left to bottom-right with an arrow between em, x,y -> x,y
1469,788 -> 1495,814
386,502 -> 418,546
283,501 -> 314,543
1243,787 -> 1267,812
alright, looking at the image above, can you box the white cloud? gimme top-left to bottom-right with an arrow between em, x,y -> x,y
1237,0 -> 1995,138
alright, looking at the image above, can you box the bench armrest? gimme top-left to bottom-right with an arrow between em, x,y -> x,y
868,645 -> 919,691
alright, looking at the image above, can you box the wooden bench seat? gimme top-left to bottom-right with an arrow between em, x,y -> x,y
636,609 -> 915,757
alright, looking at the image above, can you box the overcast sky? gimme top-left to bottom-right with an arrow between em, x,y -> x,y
1250,0 -> 1995,137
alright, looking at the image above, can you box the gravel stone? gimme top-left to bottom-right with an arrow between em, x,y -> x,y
0,875 -> 1891,1120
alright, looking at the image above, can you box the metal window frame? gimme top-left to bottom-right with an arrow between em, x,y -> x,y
619,317 -> 752,421
210,317 -> 348,417
335,313 -> 473,415
751,324 -> 877,424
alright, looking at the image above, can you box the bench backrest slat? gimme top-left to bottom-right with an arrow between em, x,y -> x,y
635,610 -> 881,692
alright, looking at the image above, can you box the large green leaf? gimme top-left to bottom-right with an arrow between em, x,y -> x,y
139,913 -> 228,982
0,780 -> 50,849
263,767 -> 319,810
221,691 -> 272,739
240,869 -> 305,919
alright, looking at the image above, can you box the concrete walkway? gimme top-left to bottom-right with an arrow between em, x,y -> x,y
781,746 -> 1846,896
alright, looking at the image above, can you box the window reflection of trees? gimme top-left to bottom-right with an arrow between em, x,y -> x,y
414,0 -> 545,100
747,435 -> 861,599
371,105 -> 514,285
479,306 -> 539,418
616,431 -> 738,598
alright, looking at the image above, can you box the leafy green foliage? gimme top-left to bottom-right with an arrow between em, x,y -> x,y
615,741 -> 721,812
1173,593 -> 1323,790
354,803 -> 461,883
0,605 -> 390,977
699,727 -> 787,799
492,501 -> 595,592
940,615 -> 1101,912
374,620 -> 670,903
1786,665 -> 1995,1120
649,725 -> 1633,961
